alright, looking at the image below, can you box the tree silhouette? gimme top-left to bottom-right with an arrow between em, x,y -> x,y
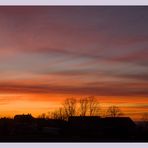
79,97 -> 89,116
106,105 -> 122,117
63,98 -> 77,119
38,113 -> 47,119
51,107 -> 66,120
88,96 -> 100,116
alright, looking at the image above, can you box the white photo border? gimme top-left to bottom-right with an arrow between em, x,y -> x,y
0,0 -> 147,148
0,0 -> 147,5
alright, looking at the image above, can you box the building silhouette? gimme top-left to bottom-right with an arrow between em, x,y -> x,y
67,116 -> 136,139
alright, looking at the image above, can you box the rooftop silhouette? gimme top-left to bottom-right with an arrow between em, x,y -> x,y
0,114 -> 147,142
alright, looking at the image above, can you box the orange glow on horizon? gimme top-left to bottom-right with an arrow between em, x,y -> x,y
0,93 -> 147,121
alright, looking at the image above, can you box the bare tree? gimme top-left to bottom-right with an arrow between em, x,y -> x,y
38,113 -> 47,119
50,96 -> 100,120
51,107 -> 66,120
88,96 -> 100,116
79,97 -> 89,116
106,105 -> 122,117
79,96 -> 100,116
63,98 -> 77,119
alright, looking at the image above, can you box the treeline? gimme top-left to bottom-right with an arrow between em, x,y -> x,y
38,96 -> 123,120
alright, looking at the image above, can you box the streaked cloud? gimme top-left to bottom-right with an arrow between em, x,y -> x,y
0,6 -> 148,119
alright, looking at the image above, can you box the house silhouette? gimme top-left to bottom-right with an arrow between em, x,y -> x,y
67,116 -> 136,138
13,114 -> 36,135
14,114 -> 34,123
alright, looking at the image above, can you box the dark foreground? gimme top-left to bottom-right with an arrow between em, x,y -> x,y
0,115 -> 148,142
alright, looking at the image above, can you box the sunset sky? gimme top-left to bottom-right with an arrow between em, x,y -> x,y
0,6 -> 148,120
